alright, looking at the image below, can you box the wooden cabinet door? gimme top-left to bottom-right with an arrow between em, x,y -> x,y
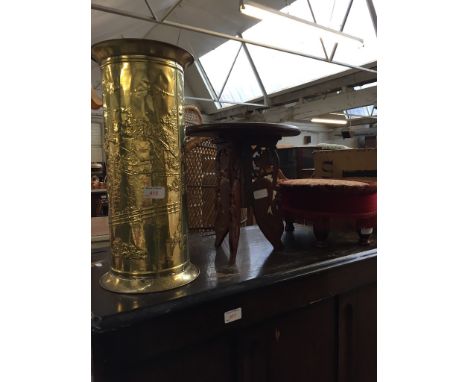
338,283 -> 377,382
94,336 -> 236,382
238,298 -> 337,382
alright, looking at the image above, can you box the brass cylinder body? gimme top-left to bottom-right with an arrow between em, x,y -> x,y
92,39 -> 199,293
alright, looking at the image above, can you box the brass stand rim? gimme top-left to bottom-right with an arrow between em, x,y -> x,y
109,260 -> 190,278
100,262 -> 199,294
91,38 -> 194,68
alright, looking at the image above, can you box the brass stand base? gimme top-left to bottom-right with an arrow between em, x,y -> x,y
100,263 -> 199,294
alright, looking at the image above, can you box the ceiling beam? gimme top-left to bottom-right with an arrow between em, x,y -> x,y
306,0 -> 329,61
160,0 -> 184,22
144,0 -> 159,21
269,63 -> 376,107
254,86 -> 376,122
366,0 -> 377,35
240,33 -> 270,107
333,126 -> 377,136
91,3 -> 377,74
347,116 -> 377,126
218,43 -> 243,101
329,0 -> 354,62
209,62 -> 376,120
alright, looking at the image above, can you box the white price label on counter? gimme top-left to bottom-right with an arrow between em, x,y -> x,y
143,186 -> 165,200
224,307 -> 242,324
253,189 -> 268,200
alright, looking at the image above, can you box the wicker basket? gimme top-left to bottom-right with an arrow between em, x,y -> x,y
184,106 -> 218,233
183,106 -> 248,233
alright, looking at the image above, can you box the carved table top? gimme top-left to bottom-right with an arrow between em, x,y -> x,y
186,122 -> 300,143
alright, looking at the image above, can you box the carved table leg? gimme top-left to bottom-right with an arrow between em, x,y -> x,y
214,142 -> 242,264
250,144 -> 284,251
229,152 -> 242,264
214,145 -> 230,248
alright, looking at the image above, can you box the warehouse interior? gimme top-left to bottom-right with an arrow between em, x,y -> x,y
89,2 -> 379,381
91,0 -> 378,164
3,1 -> 468,381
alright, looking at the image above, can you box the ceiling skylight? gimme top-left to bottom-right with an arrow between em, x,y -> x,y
198,0 -> 377,109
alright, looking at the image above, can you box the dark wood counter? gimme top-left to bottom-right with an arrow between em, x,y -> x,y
92,225 -> 376,382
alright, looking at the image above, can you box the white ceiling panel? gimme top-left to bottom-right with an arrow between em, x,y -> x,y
92,0 -> 287,56
91,0 -> 377,114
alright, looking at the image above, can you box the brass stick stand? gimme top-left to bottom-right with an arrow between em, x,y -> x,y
92,39 -> 199,293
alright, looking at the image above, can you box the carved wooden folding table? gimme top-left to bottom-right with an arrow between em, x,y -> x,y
186,122 -> 300,264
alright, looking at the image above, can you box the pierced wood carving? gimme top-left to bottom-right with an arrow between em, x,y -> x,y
250,144 -> 284,251
214,141 -> 284,264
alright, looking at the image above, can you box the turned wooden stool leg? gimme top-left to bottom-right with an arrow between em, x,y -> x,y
313,218 -> 330,247
356,218 -> 375,245
357,227 -> 374,245
285,219 -> 295,232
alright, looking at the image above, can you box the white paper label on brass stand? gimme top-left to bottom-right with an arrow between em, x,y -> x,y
143,186 -> 165,199
360,227 -> 373,235
253,189 -> 268,200
224,307 -> 242,324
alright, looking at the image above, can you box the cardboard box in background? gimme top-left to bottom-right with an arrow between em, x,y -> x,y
313,148 -> 377,180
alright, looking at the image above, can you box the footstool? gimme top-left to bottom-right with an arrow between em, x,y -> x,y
279,178 -> 377,245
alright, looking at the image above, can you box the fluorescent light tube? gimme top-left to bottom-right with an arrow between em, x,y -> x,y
311,118 -> 348,125
240,1 -> 364,47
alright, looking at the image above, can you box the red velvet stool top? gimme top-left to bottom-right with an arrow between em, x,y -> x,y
279,178 -> 377,219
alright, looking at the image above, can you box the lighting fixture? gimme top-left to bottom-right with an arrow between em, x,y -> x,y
311,118 -> 348,125
240,1 -> 364,47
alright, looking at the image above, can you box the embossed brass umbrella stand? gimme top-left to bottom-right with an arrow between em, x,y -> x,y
92,39 -> 199,293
